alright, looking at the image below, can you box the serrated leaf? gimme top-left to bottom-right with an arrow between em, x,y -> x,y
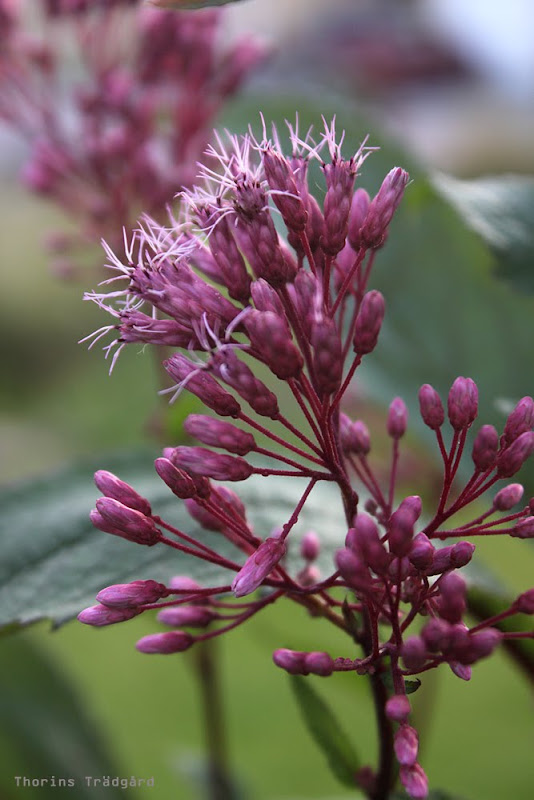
289,675 -> 360,788
433,173 -> 534,294
0,636 -> 129,799
0,451 -> 346,630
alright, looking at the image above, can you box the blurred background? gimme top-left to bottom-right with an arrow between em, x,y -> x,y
1,0 -> 533,798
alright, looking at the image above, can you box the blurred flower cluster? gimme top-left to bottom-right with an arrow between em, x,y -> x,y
78,118 -> 534,799
0,0 -> 265,277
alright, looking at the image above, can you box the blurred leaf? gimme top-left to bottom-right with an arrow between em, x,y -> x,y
289,675 -> 360,788
0,636 -> 130,799
433,173 -> 534,294
0,451 -> 346,630
404,678 -> 421,695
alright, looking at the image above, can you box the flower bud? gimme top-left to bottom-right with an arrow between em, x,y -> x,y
154,458 -> 197,499
436,572 -> 466,623
246,310 -> 303,379
511,516 -> 534,538
385,694 -> 411,723
78,604 -> 141,627
311,315 -> 343,397
388,499 -> 420,557
135,631 -> 195,654
96,580 -> 168,608
353,290 -> 385,355
401,636 -> 427,671
497,431 -> 534,477
399,763 -> 428,800
471,425 -> 499,471
347,188 -> 370,250
232,537 -> 286,597
409,533 -> 435,571
421,617 -> 452,652
300,531 -> 320,562
335,548 -> 373,593
157,606 -> 216,628
172,446 -> 253,482
447,377 -> 478,430
418,384 -> 444,430
272,648 -> 307,674
94,470 -> 151,515
92,498 -> 160,546
304,651 -> 334,676
184,415 -> 256,456
164,354 -> 241,417
503,396 -> 534,444
449,661 -> 472,681
493,483 -> 524,511
387,397 -> 408,439
360,167 -> 409,249
513,589 -> 534,614
394,724 -> 419,766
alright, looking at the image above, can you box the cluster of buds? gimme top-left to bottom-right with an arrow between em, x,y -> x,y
79,119 -> 534,799
0,0 -> 265,277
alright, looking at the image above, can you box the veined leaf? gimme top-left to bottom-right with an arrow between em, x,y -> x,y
289,675 -> 360,788
0,451 -> 346,630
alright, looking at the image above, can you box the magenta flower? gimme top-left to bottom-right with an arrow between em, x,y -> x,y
78,118 -> 534,800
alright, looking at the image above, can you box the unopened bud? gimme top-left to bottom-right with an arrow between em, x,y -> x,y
157,606 -> 216,628
96,580 -> 168,608
78,604 -> 140,627
184,414 -> 256,456
353,290 -> 386,355
493,483 -> 524,511
304,651 -> 334,676
347,188 -> 370,250
232,538 -> 286,597
360,167 -> 409,249
92,499 -> 160,546
94,470 -> 151,515
154,458 -> 197,499
272,648 -> 306,674
387,397 -> 408,439
511,516 -> 534,538
513,589 -> 534,614
401,636 -> 427,671
172,446 -> 253,482
472,425 -> 499,471
503,396 -> 534,444
421,618 -> 452,652
300,531 -> 320,562
447,377 -> 478,430
418,384 -> 444,430
385,694 -> 411,722
497,431 -> 534,477
409,533 -> 435,571
164,354 -> 241,417
399,763 -> 428,800
394,724 -> 419,767
335,548 -> 373,593
135,631 -> 195,654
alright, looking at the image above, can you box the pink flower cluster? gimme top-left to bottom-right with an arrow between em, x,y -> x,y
79,119 -> 534,799
0,0 -> 265,276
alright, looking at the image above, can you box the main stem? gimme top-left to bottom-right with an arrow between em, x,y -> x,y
337,459 -> 395,799
193,639 -> 235,800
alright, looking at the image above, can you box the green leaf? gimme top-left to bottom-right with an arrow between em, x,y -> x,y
0,636 -> 130,799
433,173 -> 534,294
289,675 -> 360,788
0,451 -> 346,630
